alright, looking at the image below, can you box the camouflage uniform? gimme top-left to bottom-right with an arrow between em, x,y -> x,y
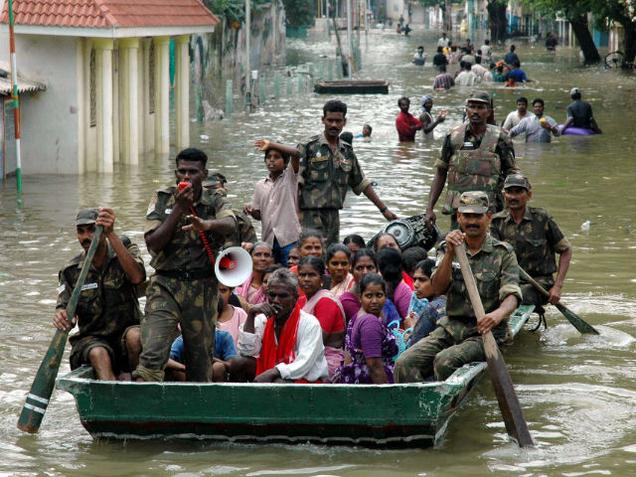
206,185 -> 257,248
134,186 -> 234,382
491,206 -> 570,308
394,235 -> 522,382
297,134 -> 371,245
436,124 -> 517,228
57,238 -> 144,372
225,209 -> 257,248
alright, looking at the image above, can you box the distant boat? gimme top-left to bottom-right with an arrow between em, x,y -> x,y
56,305 -> 534,447
314,80 -> 390,95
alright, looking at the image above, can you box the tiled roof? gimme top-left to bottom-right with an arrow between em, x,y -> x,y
0,62 -> 46,95
0,0 -> 219,29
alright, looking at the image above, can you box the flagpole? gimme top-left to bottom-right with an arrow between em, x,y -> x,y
8,0 -> 23,195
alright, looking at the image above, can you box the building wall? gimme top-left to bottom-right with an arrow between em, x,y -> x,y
191,0 -> 286,111
3,35 -> 80,174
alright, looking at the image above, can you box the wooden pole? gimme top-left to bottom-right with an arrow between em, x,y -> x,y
245,0 -> 252,111
455,244 -> 534,447
7,0 -> 22,194
17,226 -> 104,433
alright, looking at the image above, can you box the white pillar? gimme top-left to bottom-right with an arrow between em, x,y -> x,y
95,39 -> 114,173
175,35 -> 190,150
154,36 -> 170,154
121,38 -> 140,164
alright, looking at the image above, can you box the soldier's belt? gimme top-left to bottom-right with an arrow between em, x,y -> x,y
155,268 -> 213,280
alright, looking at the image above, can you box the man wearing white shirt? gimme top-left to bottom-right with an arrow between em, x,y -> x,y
238,268 -> 328,382
510,98 -> 560,143
437,32 -> 450,48
455,61 -> 478,86
502,97 -> 534,130
480,39 -> 492,61
471,63 -> 491,82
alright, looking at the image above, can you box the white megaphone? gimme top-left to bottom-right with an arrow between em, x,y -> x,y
214,246 -> 253,287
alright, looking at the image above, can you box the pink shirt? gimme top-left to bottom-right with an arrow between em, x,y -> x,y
393,281 -> 412,319
251,162 -> 301,247
217,305 -> 248,346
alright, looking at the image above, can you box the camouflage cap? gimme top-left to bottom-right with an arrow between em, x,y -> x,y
503,173 -> 531,190
203,172 -> 228,189
75,208 -> 98,226
457,191 -> 489,214
466,91 -> 491,105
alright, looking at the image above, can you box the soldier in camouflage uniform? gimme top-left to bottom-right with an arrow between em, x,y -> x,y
54,208 -> 146,380
204,172 -> 258,250
296,100 -> 397,245
134,148 -> 236,382
395,191 -> 522,382
491,174 -> 572,309
425,91 -> 518,230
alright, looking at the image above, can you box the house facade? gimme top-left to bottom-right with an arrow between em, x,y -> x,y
0,0 -> 218,175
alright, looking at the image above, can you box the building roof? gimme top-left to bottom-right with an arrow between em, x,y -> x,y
0,0 -> 218,30
0,63 -> 46,95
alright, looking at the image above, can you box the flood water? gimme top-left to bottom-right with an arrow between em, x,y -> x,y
1,29 -> 636,476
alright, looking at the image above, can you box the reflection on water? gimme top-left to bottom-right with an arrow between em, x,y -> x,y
1,30 -> 636,476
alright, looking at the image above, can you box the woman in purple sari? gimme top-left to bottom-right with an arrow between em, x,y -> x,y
334,274 -> 398,384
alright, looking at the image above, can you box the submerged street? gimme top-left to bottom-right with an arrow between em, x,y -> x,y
1,29 -> 636,475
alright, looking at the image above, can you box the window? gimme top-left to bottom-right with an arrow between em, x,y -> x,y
149,40 -> 155,114
89,48 -> 96,127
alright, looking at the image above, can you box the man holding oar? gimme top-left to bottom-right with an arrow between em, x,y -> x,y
134,148 -> 236,383
54,208 -> 146,380
395,191 -> 521,382
491,174 -> 571,313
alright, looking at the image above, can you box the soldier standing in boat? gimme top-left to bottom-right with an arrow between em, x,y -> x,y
256,100 -> 397,246
490,174 -> 572,314
53,208 -> 146,380
425,91 -> 518,230
133,148 -> 236,382
297,99 -> 398,245
394,191 -> 522,382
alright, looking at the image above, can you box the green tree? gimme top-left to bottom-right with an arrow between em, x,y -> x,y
282,0 -> 315,29
521,0 -> 600,64
524,0 -> 636,65
592,0 -> 636,65
486,0 -> 508,43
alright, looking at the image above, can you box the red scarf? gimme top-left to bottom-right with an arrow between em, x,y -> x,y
256,303 -> 302,375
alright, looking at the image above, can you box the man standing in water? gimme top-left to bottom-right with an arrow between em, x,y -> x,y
54,208 -> 146,380
396,96 -> 423,141
297,100 -> 397,245
502,97 -> 534,130
395,191 -> 522,382
134,148 -> 236,382
419,95 -> 448,138
562,88 -> 602,134
425,91 -> 518,229
491,174 -> 572,311
510,98 -> 560,143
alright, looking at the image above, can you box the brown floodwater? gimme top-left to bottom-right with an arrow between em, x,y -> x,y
1,30 -> 636,476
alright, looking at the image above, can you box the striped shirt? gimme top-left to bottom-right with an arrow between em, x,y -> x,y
433,73 -> 455,90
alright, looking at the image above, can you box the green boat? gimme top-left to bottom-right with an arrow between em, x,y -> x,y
56,305 -> 533,447
314,80 -> 390,95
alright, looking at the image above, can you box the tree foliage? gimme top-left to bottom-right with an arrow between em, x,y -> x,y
522,0 -> 636,63
282,0 -> 315,29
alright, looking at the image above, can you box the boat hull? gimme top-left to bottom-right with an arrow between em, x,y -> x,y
56,306 -> 532,447
314,80 -> 390,95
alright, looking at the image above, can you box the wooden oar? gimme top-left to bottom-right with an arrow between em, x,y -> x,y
455,244 -> 534,447
518,267 -> 599,335
17,225 -> 103,433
